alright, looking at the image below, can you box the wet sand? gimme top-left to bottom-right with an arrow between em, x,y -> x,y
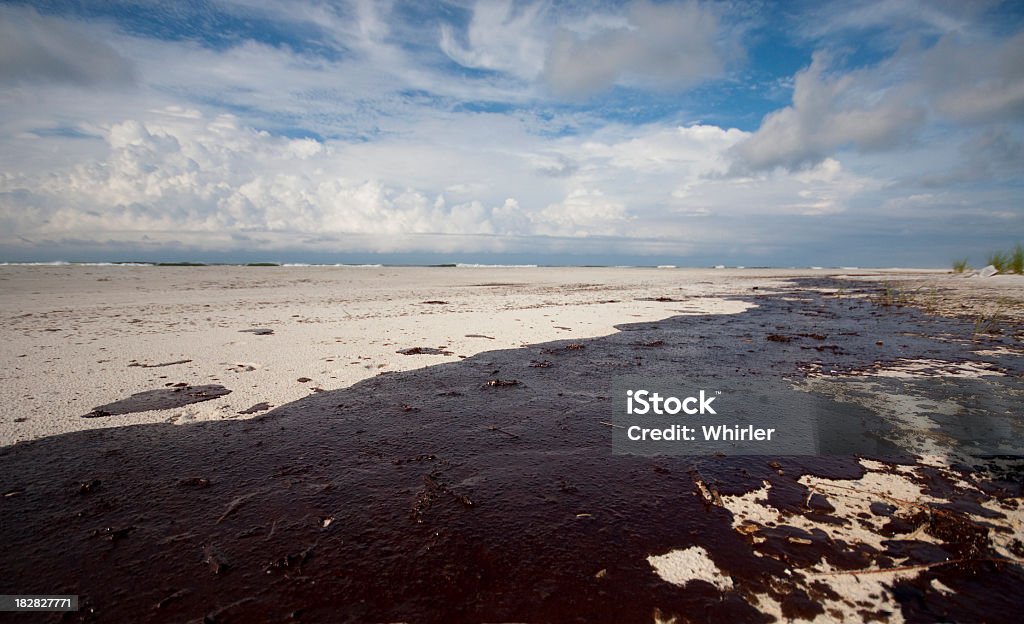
1,266 -> 1022,622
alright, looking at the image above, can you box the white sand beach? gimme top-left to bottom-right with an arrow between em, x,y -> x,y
0,265 -> 779,445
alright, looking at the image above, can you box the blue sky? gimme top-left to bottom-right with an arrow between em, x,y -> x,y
1,0 -> 1022,266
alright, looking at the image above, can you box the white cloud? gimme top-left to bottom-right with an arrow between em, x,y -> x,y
731,52 -> 925,171
733,29 -> 1024,172
0,108 -> 885,256
0,0 -> 1020,264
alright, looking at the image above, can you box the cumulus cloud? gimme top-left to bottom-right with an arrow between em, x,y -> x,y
0,5 -> 136,86
0,108 -> 886,256
732,30 -> 1024,172
730,52 -> 926,171
543,0 -> 726,97
0,111 -> 642,251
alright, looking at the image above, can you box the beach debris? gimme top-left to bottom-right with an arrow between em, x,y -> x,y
200,597 -> 255,622
487,425 -> 520,438
178,477 -> 211,488
465,334 -> 495,339
3,487 -> 26,497
203,543 -> 230,574
484,379 -> 519,387
766,333 -> 792,343
542,343 -> 585,354
530,360 -> 552,368
93,526 -> 135,541
155,589 -> 190,610
410,472 -> 474,521
320,515 -> 334,529
239,328 -> 274,335
83,384 -> 231,418
13,417 -> 27,422
692,475 -> 724,507
420,300 -> 449,305
397,347 -> 453,356
237,402 -> 272,414
296,377 -> 312,383
735,522 -> 760,537
637,340 -> 665,347
265,545 -> 315,573
638,296 -> 685,302
979,264 -> 998,278
217,492 -> 258,524
128,359 -> 192,368
78,479 -> 101,495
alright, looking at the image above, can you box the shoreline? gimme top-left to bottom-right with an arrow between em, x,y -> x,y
1,266 -> 1022,622
0,265 -> 853,446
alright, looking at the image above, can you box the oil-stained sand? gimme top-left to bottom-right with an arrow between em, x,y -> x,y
1,279 -> 1022,623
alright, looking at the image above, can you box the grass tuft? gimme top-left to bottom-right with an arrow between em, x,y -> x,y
987,251 -> 1009,273
952,258 -> 969,274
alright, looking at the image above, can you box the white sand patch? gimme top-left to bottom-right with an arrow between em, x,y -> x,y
979,496 -> 1024,561
718,458 -> 1024,623
973,346 -> 1022,357
867,358 -> 1005,379
647,546 -> 733,591
805,357 -> 1006,379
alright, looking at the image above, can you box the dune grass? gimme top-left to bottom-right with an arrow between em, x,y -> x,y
958,243 -> 1023,274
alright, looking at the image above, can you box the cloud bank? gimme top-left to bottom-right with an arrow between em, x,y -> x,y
0,0 -> 1021,265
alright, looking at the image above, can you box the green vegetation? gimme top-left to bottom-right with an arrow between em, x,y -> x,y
973,304 -> 1007,337
956,243 -> 1024,274
875,283 -> 910,307
987,251 -> 1010,273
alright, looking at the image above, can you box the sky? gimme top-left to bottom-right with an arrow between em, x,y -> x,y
1,0 -> 1022,266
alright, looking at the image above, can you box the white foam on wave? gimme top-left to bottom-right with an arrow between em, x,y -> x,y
455,263 -> 538,268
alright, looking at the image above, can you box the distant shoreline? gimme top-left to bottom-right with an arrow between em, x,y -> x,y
0,260 -> 947,270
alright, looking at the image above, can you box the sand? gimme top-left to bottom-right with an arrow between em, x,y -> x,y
0,265 -> 832,445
